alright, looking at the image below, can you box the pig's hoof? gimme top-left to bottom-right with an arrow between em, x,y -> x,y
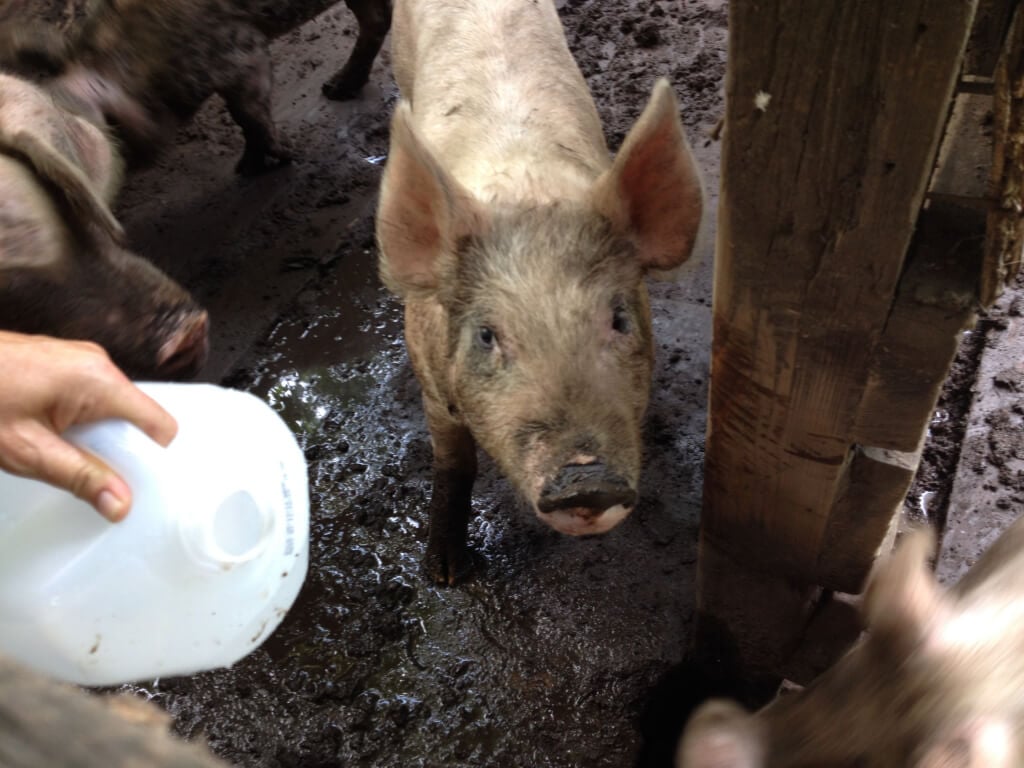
321,71 -> 366,101
425,542 -> 472,586
235,148 -> 293,176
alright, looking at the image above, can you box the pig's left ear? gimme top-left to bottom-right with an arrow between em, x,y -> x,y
863,526 -> 946,657
676,700 -> 764,768
3,128 -> 125,245
591,78 -> 703,272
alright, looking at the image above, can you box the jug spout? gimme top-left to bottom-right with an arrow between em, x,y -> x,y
181,489 -> 274,569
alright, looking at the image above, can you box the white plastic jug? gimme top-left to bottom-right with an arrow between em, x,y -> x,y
0,382 -> 310,686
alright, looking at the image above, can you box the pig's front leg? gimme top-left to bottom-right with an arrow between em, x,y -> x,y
424,405 -> 477,586
215,28 -> 292,175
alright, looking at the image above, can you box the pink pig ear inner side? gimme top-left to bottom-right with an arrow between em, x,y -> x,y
591,78 -> 703,273
677,700 -> 764,768
377,101 -> 486,298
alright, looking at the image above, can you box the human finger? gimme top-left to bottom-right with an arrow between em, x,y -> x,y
74,372 -> 179,448
12,421 -> 132,521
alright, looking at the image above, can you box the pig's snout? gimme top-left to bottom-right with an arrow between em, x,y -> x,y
536,462 -> 636,536
155,310 -> 209,379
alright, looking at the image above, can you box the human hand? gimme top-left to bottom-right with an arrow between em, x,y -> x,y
0,331 -> 178,521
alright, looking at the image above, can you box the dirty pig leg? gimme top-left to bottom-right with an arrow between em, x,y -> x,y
321,0 -> 392,101
425,411 -> 477,586
217,30 -> 292,175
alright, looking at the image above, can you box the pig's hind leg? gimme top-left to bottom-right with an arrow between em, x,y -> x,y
214,27 -> 292,175
321,0 -> 391,101
424,406 -> 478,586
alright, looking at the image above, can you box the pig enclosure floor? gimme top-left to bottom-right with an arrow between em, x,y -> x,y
33,0 -> 1019,765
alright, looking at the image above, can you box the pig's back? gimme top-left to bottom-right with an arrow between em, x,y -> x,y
393,0 -> 610,204
73,0 -> 249,118
233,0 -> 338,38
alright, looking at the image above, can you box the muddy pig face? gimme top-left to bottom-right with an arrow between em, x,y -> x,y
0,234 -> 210,380
443,208 -> 654,534
677,527 -> 1024,768
379,80 -> 703,535
0,74 -> 208,379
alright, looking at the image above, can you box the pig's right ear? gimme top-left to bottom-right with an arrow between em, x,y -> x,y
863,526 -> 946,656
676,700 -> 764,768
376,101 -> 485,299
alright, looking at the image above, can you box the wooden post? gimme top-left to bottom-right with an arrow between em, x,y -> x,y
697,0 -> 980,674
0,655 -> 227,768
982,2 -> 1024,305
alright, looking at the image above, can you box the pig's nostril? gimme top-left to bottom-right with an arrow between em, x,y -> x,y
537,464 -> 636,514
538,487 -> 636,514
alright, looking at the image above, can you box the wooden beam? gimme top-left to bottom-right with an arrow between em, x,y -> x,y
697,0 -> 978,673
0,655 -> 227,768
957,75 -> 995,95
982,1 -> 1024,305
963,0 -> 1017,78
821,202 -> 984,588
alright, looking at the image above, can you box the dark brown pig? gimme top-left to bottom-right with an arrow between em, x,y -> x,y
46,0 -> 391,174
678,520 -> 1024,768
376,0 -> 704,584
0,72 -> 208,379
0,21 -> 66,78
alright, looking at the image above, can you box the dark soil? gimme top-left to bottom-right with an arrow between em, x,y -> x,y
902,322 -> 987,533
932,274 -> 1024,585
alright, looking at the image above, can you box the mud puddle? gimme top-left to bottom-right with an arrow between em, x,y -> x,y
138,227 -> 712,767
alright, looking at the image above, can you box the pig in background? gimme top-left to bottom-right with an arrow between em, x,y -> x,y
376,0 -> 704,584
35,0 -> 392,174
0,72 -> 209,379
677,519 -> 1024,768
0,20 -> 65,79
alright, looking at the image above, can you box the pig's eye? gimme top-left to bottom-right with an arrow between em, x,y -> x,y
476,325 -> 497,350
611,304 -> 631,335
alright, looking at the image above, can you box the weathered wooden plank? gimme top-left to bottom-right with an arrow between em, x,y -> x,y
818,204 -> 984,591
962,0 -> 1017,78
816,446 -> 916,591
703,0 -> 977,580
694,536 -> 819,675
982,2 -> 1024,305
929,93 -> 993,204
0,655 -> 227,768
848,205 -> 983,455
698,0 -> 978,672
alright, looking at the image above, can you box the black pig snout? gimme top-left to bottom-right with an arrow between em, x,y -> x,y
537,462 -> 637,515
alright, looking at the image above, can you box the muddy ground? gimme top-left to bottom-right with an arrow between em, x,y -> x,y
10,0 -> 1021,765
